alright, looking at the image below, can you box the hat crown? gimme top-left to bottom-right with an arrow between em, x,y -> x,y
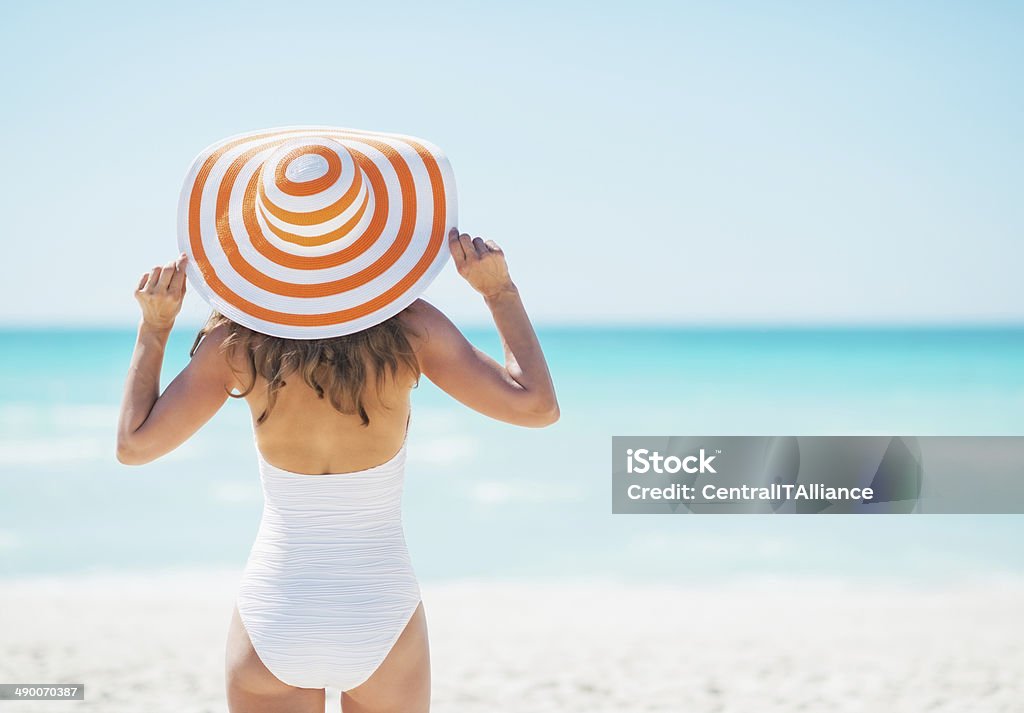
256,137 -> 372,249
284,152 -> 330,182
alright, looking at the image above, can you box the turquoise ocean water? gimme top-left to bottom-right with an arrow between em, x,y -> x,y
0,326 -> 1022,584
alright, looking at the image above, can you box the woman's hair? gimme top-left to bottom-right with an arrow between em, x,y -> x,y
190,311 -> 419,426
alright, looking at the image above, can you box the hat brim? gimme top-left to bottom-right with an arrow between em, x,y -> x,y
176,125 -> 457,339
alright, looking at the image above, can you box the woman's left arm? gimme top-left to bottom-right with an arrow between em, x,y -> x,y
116,254 -> 237,465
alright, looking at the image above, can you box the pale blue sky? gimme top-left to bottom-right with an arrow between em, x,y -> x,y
1,0 -> 1021,326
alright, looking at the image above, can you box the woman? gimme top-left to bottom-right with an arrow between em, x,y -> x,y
116,128 -> 558,713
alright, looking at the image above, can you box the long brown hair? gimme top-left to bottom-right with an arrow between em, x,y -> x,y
190,311 -> 419,426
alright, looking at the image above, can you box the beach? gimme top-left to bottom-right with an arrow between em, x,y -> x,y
2,327 -> 1023,711
1,570 -> 1021,713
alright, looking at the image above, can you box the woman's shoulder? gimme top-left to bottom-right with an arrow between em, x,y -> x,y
191,320 -> 234,357
189,321 -> 247,390
398,299 -> 467,355
400,298 -> 443,326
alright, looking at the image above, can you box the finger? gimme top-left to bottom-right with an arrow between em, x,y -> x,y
136,272 -> 149,292
458,233 -> 477,261
143,266 -> 162,293
448,227 -> 466,265
484,240 -> 502,253
168,265 -> 185,296
472,237 -> 487,257
168,253 -> 187,295
157,260 -> 177,291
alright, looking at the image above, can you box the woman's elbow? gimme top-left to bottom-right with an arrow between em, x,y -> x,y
536,402 -> 560,427
115,438 -> 152,466
521,397 -> 560,428
115,444 -> 141,465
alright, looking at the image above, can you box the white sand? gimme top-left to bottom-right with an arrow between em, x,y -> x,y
0,570 -> 1021,712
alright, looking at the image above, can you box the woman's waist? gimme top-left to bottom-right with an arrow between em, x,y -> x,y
249,518 -> 410,552
258,502 -> 404,526
243,534 -> 416,581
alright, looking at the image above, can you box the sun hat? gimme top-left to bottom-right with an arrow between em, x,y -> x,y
177,125 -> 457,339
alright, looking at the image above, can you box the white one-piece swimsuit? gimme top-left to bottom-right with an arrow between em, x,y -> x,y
236,438 -> 421,691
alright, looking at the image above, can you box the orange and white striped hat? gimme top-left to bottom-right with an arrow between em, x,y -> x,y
177,125 -> 457,339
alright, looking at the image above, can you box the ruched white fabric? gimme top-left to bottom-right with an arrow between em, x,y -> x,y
236,442 -> 421,691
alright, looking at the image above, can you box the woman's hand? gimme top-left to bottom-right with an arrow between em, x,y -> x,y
449,228 -> 516,299
135,253 -> 188,330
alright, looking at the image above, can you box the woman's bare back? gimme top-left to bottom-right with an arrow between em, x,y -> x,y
241,363 -> 415,476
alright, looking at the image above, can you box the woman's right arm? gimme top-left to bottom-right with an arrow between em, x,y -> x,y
404,229 -> 559,428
